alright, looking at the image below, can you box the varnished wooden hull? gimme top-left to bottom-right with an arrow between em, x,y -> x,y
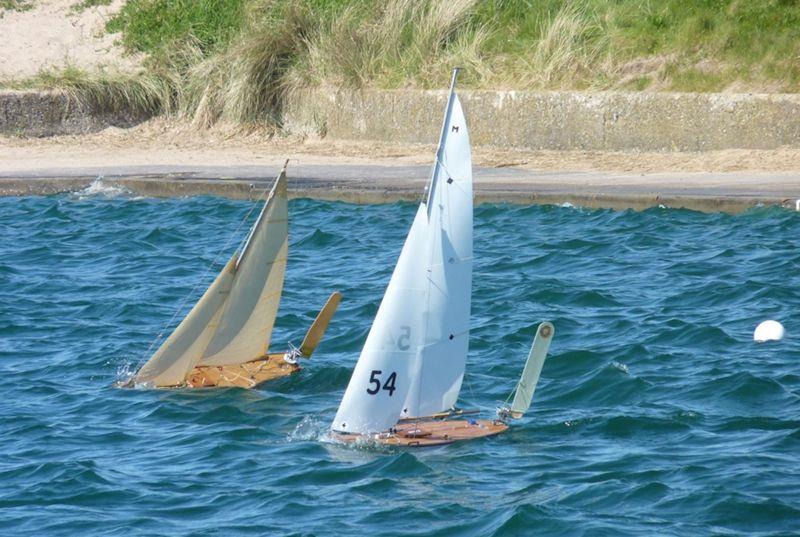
184,353 -> 299,388
334,418 -> 508,447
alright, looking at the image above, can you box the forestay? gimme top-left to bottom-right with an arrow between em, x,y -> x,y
333,71 -> 473,434
134,169 -> 288,387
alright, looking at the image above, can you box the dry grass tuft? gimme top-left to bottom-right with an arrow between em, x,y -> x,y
175,0 -> 487,127
182,3 -> 312,127
7,66 -> 174,117
290,0 -> 485,90
517,4 -> 612,89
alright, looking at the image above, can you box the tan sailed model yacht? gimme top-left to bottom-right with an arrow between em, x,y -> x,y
128,162 -> 341,389
331,70 -> 554,446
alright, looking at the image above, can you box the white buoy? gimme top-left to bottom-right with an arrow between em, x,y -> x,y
754,320 -> 785,342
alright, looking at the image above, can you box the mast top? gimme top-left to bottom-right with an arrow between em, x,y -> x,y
425,68 -> 463,211
449,67 -> 462,93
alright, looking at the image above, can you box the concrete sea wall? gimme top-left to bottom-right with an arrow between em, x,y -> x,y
2,87 -> 800,151
0,90 -> 150,137
284,89 -> 800,151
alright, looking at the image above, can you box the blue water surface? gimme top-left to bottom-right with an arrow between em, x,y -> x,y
1,186 -> 799,536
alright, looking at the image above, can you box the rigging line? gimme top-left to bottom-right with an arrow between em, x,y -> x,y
463,370 -> 476,406
137,174 -> 276,366
424,147 -> 451,209
419,172 -> 428,206
433,153 -> 459,188
501,368 -> 521,407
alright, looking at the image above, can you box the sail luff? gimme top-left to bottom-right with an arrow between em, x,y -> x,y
237,170 -> 281,269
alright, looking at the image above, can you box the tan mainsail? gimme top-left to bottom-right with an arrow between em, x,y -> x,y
199,176 -> 288,366
134,168 -> 288,387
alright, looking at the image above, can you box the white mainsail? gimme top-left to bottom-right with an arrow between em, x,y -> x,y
333,71 -> 473,434
134,168 -> 288,386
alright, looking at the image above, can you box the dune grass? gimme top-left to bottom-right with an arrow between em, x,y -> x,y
71,0 -> 489,126
287,0 -> 488,90
3,66 -> 174,117
111,0 -> 800,92
8,0 -> 799,127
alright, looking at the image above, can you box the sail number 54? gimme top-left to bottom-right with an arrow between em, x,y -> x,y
366,370 -> 397,396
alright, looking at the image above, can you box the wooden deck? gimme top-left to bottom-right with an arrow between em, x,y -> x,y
184,353 -> 299,388
334,418 -> 508,447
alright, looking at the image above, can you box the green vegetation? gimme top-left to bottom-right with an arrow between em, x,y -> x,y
106,0 -> 800,92
107,0 -> 249,57
0,0 -> 33,12
12,0 -> 800,127
477,0 -> 800,92
72,0 -> 113,12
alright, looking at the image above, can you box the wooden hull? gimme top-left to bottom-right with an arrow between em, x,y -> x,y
334,418 -> 508,447
184,353 -> 299,388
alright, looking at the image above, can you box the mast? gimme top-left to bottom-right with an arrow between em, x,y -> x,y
237,159 -> 289,269
404,71 -> 473,419
426,67 -> 461,215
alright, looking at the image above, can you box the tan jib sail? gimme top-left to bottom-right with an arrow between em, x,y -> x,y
134,168 -> 288,387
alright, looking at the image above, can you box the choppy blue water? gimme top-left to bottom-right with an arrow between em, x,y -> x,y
1,186 -> 799,536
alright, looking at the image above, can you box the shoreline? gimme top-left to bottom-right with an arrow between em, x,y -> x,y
3,168 -> 798,213
2,124 -> 799,212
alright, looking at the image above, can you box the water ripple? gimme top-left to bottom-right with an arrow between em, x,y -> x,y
0,195 -> 798,535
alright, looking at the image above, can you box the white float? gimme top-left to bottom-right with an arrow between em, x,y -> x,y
754,320 -> 785,342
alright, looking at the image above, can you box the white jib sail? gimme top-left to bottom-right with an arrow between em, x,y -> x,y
134,169 -> 288,386
333,71 -> 472,433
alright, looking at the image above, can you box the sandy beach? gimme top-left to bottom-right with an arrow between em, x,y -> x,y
0,0 -> 139,79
